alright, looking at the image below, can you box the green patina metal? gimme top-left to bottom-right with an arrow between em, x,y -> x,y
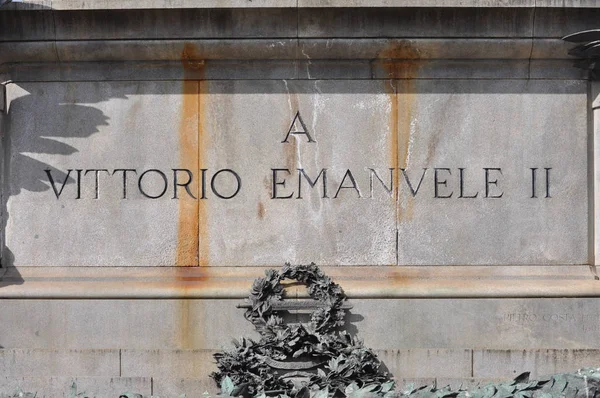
563,30 -> 600,79
211,264 -> 600,398
211,263 -> 391,397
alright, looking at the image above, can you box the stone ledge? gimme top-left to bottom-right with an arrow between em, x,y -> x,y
0,59 -> 587,82
0,39 -> 567,64
2,0 -> 600,10
0,266 -> 598,299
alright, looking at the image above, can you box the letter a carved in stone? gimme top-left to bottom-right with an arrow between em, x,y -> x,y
281,111 -> 315,143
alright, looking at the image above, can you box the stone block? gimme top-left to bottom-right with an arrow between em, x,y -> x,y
0,376 -> 151,398
533,8 -> 600,38
299,38 -> 532,61
55,39 -> 299,63
376,349 -> 472,379
0,299 -> 258,350
153,377 -> 220,397
393,79 -> 587,265
370,60 -> 530,79
595,82 -> 600,267
196,80 -> 397,266
296,60 -> 372,80
121,349 -> 217,378
0,10 -> 55,42
473,349 -> 600,379
352,298 -> 600,350
0,42 -> 58,66
2,79 -> 589,266
0,349 -> 120,377
4,81 -> 199,266
529,60 -> 589,80
53,9 -> 297,40
52,0 -> 297,8
298,8 -> 534,38
3,297 -> 600,351
299,0 -> 536,6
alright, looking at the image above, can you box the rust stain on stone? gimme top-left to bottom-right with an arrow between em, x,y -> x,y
397,79 -> 417,222
385,80 -> 399,202
379,41 -> 423,225
174,43 -> 210,350
178,43 -> 209,267
257,201 -> 266,220
176,79 -> 200,267
181,42 -> 206,72
198,80 -> 210,267
174,269 -> 210,349
377,40 -> 423,80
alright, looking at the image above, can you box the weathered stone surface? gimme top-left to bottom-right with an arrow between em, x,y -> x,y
4,81 -> 199,266
594,82 -> 600,266
0,10 -> 55,42
377,349 -> 472,379
394,79 -> 587,265
153,377 -> 219,397
371,60 -> 531,79
2,79 -> 588,266
299,39 -> 533,60
529,60 -> 589,80
299,0 -> 536,6
55,39 -> 298,62
53,0 -> 297,8
533,8 -> 600,38
298,8 -> 534,38
2,298 -> 600,350
53,9 -> 297,40
121,349 -> 217,378
197,80 -> 396,266
353,298 -> 600,350
0,42 -> 58,66
0,349 -> 119,377
0,376 -> 151,398
6,0 -> 600,9
473,349 -> 600,378
0,298 -> 257,350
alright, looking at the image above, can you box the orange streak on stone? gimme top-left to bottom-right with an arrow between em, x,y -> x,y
176,80 -> 200,267
176,43 -> 204,267
397,79 -> 417,222
198,80 -> 209,267
379,41 -> 422,225
385,80 -> 399,202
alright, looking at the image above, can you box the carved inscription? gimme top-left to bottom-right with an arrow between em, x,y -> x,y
42,112 -> 554,201
502,313 -> 600,332
44,166 -> 553,201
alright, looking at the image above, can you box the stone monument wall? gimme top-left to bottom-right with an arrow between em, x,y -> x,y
1,1 -> 600,396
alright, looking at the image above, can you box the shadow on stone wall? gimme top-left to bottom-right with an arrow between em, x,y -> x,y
0,82 -> 112,286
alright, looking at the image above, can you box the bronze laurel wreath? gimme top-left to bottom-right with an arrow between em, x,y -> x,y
211,263 -> 392,397
244,263 -> 347,337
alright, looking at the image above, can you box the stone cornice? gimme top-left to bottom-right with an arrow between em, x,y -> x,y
3,0 -> 600,10
0,266 -> 598,299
